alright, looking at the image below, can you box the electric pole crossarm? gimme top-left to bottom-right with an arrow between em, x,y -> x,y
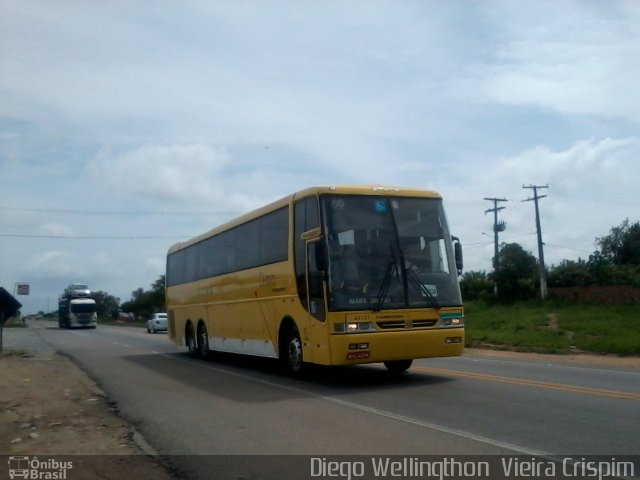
483,197 -> 508,296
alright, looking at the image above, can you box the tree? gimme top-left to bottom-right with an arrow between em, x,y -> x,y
91,291 -> 120,319
149,275 -> 165,307
459,270 -> 494,301
596,219 -> 640,266
121,275 -> 166,320
493,243 -> 537,301
548,259 -> 594,287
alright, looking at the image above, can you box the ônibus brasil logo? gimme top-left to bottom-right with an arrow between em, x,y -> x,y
7,456 -> 73,479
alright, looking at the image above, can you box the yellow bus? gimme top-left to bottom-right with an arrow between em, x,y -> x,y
166,185 -> 464,374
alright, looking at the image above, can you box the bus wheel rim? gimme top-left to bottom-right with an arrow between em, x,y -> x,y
187,327 -> 196,354
199,326 -> 208,356
288,336 -> 302,371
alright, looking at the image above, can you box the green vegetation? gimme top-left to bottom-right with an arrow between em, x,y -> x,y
461,219 -> 640,302
120,276 -> 166,320
2,317 -> 27,328
0,350 -> 30,358
99,318 -> 147,328
461,218 -> 640,356
464,301 -> 640,356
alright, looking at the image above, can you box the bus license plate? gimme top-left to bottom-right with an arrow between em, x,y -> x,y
347,351 -> 370,360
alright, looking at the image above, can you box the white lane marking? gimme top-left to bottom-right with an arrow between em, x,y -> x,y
111,341 -> 131,348
161,353 -> 549,457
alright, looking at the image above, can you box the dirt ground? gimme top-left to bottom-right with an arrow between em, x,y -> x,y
0,349 -> 174,479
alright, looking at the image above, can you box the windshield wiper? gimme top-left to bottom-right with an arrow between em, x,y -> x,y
406,268 -> 440,309
374,259 -> 397,312
374,245 -> 400,312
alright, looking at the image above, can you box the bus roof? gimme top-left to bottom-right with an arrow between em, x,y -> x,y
167,185 -> 442,255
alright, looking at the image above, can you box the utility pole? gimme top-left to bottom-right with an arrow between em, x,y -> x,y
523,184 -> 549,300
484,197 -> 508,294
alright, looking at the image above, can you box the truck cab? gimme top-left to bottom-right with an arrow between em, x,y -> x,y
58,284 -> 97,329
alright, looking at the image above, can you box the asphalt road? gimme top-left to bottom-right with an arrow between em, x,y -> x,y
27,321 -> 640,479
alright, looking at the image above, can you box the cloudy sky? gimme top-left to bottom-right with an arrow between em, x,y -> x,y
2,1 -> 639,314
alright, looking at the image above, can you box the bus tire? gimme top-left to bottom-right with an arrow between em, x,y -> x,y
197,321 -> 210,360
384,359 -> 413,374
283,328 -> 304,376
186,322 -> 199,358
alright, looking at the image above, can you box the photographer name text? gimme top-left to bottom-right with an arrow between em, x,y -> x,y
310,456 -> 635,480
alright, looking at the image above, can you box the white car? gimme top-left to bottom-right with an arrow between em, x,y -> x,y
147,313 -> 168,333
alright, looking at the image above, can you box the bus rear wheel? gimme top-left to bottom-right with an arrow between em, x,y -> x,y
197,322 -> 210,360
186,323 -> 198,358
384,359 -> 413,374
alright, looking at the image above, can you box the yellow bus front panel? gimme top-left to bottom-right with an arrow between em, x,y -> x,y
328,327 -> 465,366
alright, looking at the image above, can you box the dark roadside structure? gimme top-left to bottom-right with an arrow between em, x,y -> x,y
0,286 -> 22,352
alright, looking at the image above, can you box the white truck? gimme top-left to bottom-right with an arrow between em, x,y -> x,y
58,284 -> 98,329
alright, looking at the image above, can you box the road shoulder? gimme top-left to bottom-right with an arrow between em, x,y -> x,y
464,347 -> 640,369
0,327 -> 173,479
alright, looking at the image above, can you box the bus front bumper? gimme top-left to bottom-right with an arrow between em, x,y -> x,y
329,328 -> 464,366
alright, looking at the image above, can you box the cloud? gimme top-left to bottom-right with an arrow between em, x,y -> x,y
446,136 -> 640,272
26,252 -> 77,278
40,222 -> 75,237
3,1 -> 640,313
88,144 -> 231,203
144,256 -> 166,276
476,1 -> 640,123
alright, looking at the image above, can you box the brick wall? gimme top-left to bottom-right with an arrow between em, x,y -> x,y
548,285 -> 640,304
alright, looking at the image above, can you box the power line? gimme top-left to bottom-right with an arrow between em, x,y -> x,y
545,243 -> 592,254
0,205 -> 242,216
564,192 -> 640,207
465,240 -> 495,247
0,234 -> 189,240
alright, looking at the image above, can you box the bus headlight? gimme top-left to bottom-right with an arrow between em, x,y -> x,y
335,322 -> 375,333
441,317 -> 464,327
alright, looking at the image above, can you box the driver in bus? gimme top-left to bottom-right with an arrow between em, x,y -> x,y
336,245 -> 369,294
403,238 -> 429,273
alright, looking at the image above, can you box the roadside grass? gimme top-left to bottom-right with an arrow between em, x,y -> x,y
2,317 -> 27,328
0,349 -> 30,358
558,305 -> 640,356
97,303 -> 640,356
464,301 -> 640,356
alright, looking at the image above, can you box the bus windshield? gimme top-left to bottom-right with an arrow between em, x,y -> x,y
323,195 -> 462,311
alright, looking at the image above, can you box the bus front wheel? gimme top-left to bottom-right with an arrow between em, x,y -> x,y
384,359 -> 413,374
284,329 -> 304,375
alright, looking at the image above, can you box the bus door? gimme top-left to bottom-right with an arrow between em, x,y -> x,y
295,196 -> 327,363
304,238 -> 328,364
306,239 -> 326,322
